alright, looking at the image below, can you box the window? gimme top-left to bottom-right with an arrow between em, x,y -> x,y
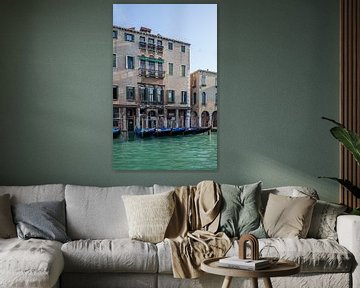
215,77 -> 217,87
113,54 -> 117,68
215,93 -> 218,105
168,63 -> 174,75
181,65 -> 186,77
168,90 -> 175,103
158,63 -> 163,72
140,36 -> 145,42
168,42 -> 173,50
112,30 -> 118,39
140,59 -> 146,69
202,92 -> 207,105
113,86 -> 118,100
181,91 -> 187,104
181,45 -> 186,52
125,33 -> 134,42
201,74 -> 206,86
148,38 -> 154,44
157,40 -> 162,46
148,87 -> 155,103
126,56 -> 134,69
139,86 -> 147,102
193,92 -> 197,105
157,89 -> 164,104
126,86 -> 135,101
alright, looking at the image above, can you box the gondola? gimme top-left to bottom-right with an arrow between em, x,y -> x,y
113,127 -> 121,139
135,128 -> 156,138
155,128 -> 172,137
171,127 -> 186,136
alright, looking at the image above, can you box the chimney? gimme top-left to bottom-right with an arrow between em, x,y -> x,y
140,27 -> 152,33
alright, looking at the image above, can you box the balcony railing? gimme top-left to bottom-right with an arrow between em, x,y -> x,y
138,68 -> 165,79
147,43 -> 156,51
139,41 -> 147,49
156,45 -> 164,53
140,100 -> 164,106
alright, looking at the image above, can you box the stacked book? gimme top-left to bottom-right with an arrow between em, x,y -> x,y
218,257 -> 271,270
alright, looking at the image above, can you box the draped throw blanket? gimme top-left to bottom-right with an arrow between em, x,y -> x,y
165,181 -> 231,278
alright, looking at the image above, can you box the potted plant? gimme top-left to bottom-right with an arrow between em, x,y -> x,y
320,117 -> 360,215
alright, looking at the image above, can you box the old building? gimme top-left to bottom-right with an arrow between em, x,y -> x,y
113,26 -> 191,132
190,70 -> 217,128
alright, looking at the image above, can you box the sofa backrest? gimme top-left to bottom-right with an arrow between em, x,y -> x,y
0,184 -> 65,204
65,184 -> 153,240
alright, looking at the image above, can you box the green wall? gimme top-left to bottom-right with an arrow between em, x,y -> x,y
0,0 -> 340,202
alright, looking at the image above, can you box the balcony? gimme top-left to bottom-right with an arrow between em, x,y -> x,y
140,100 -> 164,107
147,43 -> 156,52
138,68 -> 165,79
139,41 -> 147,49
156,45 -> 164,53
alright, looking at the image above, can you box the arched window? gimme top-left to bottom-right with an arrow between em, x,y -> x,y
202,92 -> 206,105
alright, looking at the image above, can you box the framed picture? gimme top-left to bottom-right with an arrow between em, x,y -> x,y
112,4 -> 217,170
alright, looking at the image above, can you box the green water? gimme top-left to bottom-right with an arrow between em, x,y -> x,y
113,133 -> 217,170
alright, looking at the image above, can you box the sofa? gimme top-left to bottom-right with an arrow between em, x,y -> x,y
0,183 -> 359,288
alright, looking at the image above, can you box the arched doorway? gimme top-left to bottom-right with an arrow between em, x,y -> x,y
212,111 -> 217,127
201,111 -> 210,127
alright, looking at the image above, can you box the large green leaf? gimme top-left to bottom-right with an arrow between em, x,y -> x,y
322,117 -> 360,165
318,177 -> 360,198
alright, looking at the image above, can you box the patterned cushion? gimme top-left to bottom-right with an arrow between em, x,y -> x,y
307,200 -> 347,240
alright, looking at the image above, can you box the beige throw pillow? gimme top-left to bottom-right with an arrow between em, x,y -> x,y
263,193 -> 316,238
122,191 -> 175,243
0,194 -> 17,238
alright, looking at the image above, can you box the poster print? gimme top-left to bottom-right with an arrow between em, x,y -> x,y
112,4 -> 217,170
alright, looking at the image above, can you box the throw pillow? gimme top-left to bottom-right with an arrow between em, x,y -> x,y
218,182 -> 266,238
0,194 -> 17,238
12,200 -> 70,243
307,200 -> 347,240
263,193 -> 316,238
122,190 -> 175,243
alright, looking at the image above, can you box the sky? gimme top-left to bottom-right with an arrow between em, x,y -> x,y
113,4 -> 217,72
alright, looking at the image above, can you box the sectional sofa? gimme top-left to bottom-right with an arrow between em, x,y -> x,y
0,183 -> 359,288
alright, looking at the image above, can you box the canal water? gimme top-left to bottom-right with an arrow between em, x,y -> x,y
113,132 -> 217,170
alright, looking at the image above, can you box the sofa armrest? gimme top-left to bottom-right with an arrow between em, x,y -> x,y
337,215 -> 360,288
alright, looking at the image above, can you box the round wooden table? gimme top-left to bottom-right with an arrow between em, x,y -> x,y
201,257 -> 300,288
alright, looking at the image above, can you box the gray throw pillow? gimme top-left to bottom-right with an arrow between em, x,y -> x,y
218,182 -> 266,238
307,200 -> 347,240
12,200 -> 70,243
0,194 -> 17,238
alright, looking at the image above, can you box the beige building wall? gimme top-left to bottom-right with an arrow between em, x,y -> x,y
112,26 -> 190,131
190,70 -> 218,128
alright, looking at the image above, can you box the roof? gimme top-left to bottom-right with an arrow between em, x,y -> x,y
113,25 -> 191,46
191,69 -> 217,75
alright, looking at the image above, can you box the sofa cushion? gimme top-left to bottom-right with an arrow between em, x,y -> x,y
0,184 -> 65,204
218,182 -> 266,238
12,200 -> 70,243
263,193 -> 316,238
158,237 -> 353,274
307,200 -> 347,240
0,194 -> 16,238
122,191 -> 175,243
0,238 -> 64,288
65,185 -> 153,239
61,239 -> 158,273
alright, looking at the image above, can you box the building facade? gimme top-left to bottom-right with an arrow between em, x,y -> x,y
190,70 -> 217,128
112,26 -> 191,131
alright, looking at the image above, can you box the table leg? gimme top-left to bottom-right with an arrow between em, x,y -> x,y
263,277 -> 273,288
221,276 -> 233,288
251,278 -> 258,288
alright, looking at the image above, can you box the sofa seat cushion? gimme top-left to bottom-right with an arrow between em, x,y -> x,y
0,238 -> 64,288
157,238 -> 353,274
61,239 -> 158,273
229,238 -> 354,273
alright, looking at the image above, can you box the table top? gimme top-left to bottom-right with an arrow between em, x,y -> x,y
201,257 -> 300,278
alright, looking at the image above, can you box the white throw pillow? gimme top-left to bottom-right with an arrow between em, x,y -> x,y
122,191 -> 175,243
